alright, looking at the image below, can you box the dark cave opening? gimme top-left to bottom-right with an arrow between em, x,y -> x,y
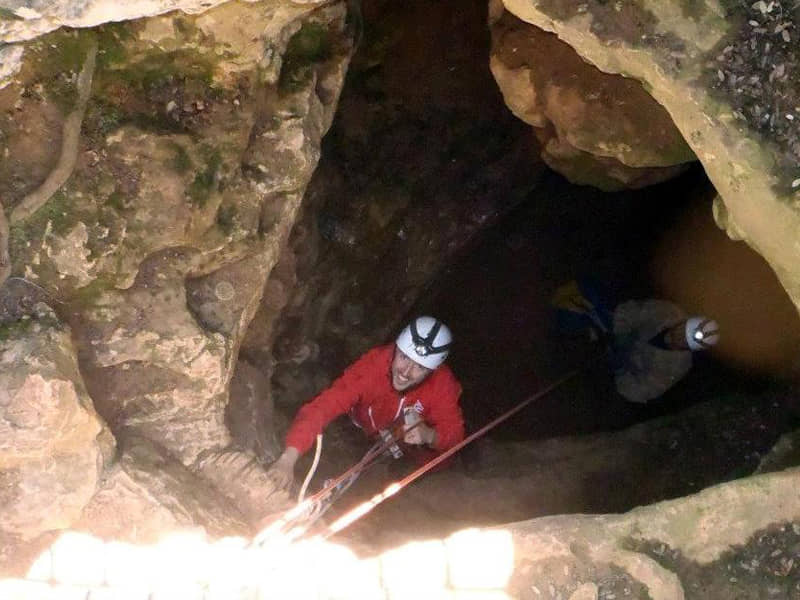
411,164 -> 790,442
264,0 -> 800,545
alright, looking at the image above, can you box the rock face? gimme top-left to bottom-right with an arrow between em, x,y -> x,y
74,435 -> 252,542
2,467 -> 799,598
500,467 -> 800,600
490,5 -> 695,191
1,1 -> 798,595
0,0 -> 355,541
244,0 -> 543,414
0,0 -> 327,44
0,303 -> 113,539
495,0 -> 800,314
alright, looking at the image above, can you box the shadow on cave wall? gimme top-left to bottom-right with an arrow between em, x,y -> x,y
411,164 -> 800,442
411,165 -> 715,440
237,0 -> 800,523
246,0 -> 541,414
247,0 -> 800,451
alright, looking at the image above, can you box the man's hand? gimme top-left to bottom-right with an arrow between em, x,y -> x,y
266,447 -> 299,490
404,421 -> 436,446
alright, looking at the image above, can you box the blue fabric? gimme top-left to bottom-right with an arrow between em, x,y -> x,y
554,276 -> 614,337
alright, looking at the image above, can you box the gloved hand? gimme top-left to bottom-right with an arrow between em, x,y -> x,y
266,447 -> 299,490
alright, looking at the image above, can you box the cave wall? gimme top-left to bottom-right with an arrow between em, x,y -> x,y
1,0 -> 799,589
493,0 -> 800,318
489,4 -> 696,191
0,0 -> 356,546
242,0 -> 544,414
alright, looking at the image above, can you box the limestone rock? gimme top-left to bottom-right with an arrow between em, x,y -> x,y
226,359 -> 282,464
4,467 -> 799,598
498,0 -> 800,314
1,0 -> 355,531
0,303 -> 113,539
194,447 -> 293,525
569,582 -> 598,600
756,428 -> 800,474
500,468 -> 800,600
2,1 -> 349,295
490,8 -> 695,191
0,0 -> 314,44
74,435 -> 250,542
354,393 -> 795,548
72,248 -> 235,466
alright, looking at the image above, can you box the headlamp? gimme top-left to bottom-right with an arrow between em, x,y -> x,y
408,318 -> 451,358
694,330 -> 704,340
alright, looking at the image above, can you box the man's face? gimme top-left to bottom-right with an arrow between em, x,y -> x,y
391,348 -> 432,392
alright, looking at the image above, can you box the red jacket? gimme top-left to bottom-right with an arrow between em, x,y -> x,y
285,343 -> 464,456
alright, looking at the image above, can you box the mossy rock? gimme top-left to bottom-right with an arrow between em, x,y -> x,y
279,22 -> 332,92
188,146 -> 222,206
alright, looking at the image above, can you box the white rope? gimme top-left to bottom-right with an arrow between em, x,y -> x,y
298,433 -> 322,502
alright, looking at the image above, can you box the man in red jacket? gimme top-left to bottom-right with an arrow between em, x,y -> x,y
267,316 -> 465,490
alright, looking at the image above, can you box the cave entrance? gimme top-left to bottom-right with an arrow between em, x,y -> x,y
322,160 -> 800,548
265,0 -> 800,547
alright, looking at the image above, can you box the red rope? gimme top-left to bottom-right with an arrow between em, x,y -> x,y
320,367 -> 582,538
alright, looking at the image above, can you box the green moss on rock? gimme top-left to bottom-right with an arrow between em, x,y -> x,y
68,275 -> 118,308
105,189 -> 127,211
91,42 -> 220,135
280,22 -> 332,92
95,22 -> 134,69
28,29 -> 97,112
0,317 -> 34,342
0,7 -> 23,21
216,204 -> 237,234
188,147 -> 222,206
168,141 -> 193,173
8,190 -> 76,256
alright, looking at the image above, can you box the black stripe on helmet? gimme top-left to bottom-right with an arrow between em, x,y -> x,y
410,318 -> 451,356
692,318 -> 719,349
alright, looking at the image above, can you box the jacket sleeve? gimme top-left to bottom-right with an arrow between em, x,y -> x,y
426,376 -> 465,453
284,349 -> 377,455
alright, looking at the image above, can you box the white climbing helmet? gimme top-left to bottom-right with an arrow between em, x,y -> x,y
685,316 -> 720,351
396,316 -> 452,370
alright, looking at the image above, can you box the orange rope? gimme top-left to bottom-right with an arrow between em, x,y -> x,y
321,368 -> 582,538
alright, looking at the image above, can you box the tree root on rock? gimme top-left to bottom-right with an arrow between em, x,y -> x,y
9,37 -> 97,225
0,204 -> 9,288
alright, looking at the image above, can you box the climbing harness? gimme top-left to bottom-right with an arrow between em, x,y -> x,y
252,419 -> 423,546
255,367 -> 583,545
316,367 -> 582,539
